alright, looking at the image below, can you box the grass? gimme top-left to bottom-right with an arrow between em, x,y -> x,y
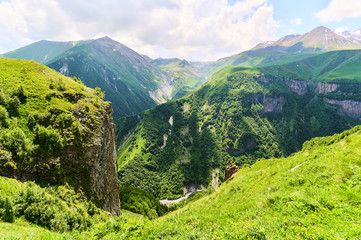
2,126 -> 361,239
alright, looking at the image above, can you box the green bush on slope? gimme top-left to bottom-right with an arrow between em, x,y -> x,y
0,177 -> 107,232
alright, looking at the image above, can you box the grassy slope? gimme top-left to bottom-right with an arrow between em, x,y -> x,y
260,49 -> 361,83
2,124 -> 361,239
134,126 -> 361,239
0,41 -> 86,65
19,125 -> 361,239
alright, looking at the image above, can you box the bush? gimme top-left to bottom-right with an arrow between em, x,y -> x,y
34,125 -> 63,152
0,127 -> 32,162
11,85 -> 27,103
0,105 -> 9,127
1,197 -> 15,223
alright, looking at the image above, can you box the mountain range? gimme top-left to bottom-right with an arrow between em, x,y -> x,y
2,25 -> 361,238
1,37 -> 206,118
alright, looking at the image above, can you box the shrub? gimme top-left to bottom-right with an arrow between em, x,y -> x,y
0,127 -> 32,162
2,197 -> 15,223
34,125 -> 63,152
0,105 -> 9,127
11,85 -> 27,103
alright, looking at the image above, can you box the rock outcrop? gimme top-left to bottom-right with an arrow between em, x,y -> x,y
255,76 -> 308,95
314,82 -> 340,94
284,79 -> 308,95
263,96 -> 286,113
65,103 -> 121,215
324,98 -> 361,119
224,160 -> 239,182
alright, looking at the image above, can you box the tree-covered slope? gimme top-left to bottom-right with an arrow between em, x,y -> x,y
116,63 -> 361,199
0,58 -> 120,214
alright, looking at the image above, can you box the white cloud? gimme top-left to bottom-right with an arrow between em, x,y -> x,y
316,0 -> 361,22
335,26 -> 349,34
290,18 -> 302,25
0,0 -> 279,61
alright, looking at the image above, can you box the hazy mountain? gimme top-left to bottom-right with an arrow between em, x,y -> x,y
336,27 -> 361,40
200,26 -> 361,78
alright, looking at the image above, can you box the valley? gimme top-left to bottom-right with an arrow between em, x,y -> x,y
1,23 -> 361,239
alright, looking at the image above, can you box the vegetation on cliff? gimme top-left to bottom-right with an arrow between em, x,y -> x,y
0,58 -> 120,214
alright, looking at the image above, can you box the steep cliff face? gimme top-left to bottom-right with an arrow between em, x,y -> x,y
256,76 -> 308,95
65,103 -> 121,215
324,98 -> 361,119
263,96 -> 286,113
284,79 -> 308,95
314,82 -> 340,94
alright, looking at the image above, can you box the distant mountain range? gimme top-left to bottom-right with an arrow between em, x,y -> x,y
1,37 -> 206,118
336,27 -> 361,40
199,26 -> 361,78
2,25 -> 361,119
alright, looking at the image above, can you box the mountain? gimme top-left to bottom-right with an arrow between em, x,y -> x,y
151,58 -> 206,100
47,37 -> 168,118
116,49 -> 361,199
1,37 -> 206,118
0,40 -> 90,64
336,27 -> 361,40
0,58 -> 120,215
201,26 -> 361,78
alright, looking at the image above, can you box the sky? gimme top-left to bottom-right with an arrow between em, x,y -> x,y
0,0 -> 361,61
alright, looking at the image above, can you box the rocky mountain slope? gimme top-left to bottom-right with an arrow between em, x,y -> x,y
0,58 -> 120,215
116,49 -> 361,199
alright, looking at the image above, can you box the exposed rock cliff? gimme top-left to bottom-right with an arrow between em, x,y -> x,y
0,59 -> 121,216
256,76 -> 308,95
284,79 -> 308,95
263,96 -> 286,113
324,98 -> 361,119
66,103 -> 121,215
314,82 -> 340,94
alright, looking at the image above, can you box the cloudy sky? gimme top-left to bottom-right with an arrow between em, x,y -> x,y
0,0 -> 361,61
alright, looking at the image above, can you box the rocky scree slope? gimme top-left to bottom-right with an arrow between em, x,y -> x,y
0,58 -> 120,215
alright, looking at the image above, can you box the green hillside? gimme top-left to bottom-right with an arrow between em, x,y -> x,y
0,40 -> 89,64
260,49 -> 361,83
3,38 -> 208,118
200,26 -> 361,79
112,125 -> 361,239
116,64 -> 360,199
6,125 -> 361,239
0,58 -> 121,214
